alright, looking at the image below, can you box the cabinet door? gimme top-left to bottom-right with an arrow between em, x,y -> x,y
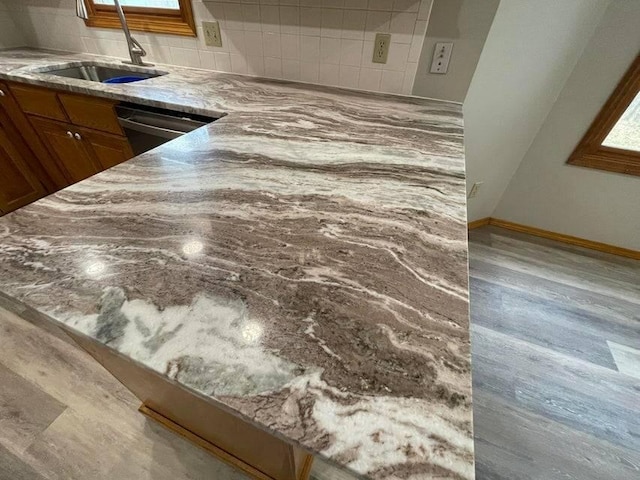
79,127 -> 134,170
0,82 -> 68,191
0,121 -> 47,214
29,117 -> 101,184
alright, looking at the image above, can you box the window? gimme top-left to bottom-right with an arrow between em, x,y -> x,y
567,54 -> 640,176
83,0 -> 196,37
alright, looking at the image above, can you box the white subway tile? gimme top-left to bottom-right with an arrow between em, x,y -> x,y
281,34 -> 301,59
381,69 -> 403,93
263,32 -> 282,57
14,0 -> 425,95
339,65 -> 360,88
282,59 -> 301,80
264,57 -> 283,78
300,35 -> 321,60
300,61 -> 320,83
319,63 -> 340,85
358,68 -> 382,91
339,39 -> 363,66
320,37 -> 341,64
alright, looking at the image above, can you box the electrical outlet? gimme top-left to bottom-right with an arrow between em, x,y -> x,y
372,33 -> 391,64
468,182 -> 483,199
202,21 -> 222,48
430,42 -> 453,74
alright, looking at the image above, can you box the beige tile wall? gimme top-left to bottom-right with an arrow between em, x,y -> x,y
1,0 -> 432,94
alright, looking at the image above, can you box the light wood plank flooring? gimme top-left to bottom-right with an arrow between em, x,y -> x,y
0,225 -> 638,479
470,226 -> 640,480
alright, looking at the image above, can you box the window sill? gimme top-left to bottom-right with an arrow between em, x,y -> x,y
567,149 -> 640,176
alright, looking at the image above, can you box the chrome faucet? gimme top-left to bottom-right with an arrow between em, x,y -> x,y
75,0 -> 153,67
113,0 -> 152,66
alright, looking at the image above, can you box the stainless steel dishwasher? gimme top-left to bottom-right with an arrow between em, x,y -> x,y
116,103 -> 217,156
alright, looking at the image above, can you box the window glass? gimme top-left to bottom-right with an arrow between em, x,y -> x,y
602,91 -> 640,152
93,0 -> 180,9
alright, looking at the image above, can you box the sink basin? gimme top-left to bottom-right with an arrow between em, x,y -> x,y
42,62 -> 167,84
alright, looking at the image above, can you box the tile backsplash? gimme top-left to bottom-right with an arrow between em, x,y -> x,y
1,0 -> 433,95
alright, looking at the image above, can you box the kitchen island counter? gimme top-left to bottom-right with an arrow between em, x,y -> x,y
0,48 -> 472,480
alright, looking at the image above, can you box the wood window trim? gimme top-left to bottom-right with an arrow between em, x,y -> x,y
83,0 -> 196,37
567,53 -> 640,176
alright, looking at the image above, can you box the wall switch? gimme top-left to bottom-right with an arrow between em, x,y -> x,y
202,21 -> 222,47
372,33 -> 391,64
430,42 -> 453,74
468,182 -> 483,199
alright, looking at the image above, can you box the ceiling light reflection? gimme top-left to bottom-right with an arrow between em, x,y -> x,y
182,240 -> 204,256
242,321 -> 263,344
84,260 -> 106,277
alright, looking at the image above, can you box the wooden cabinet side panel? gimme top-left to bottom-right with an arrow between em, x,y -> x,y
0,120 -> 47,213
1,81 -> 69,191
68,331 -> 308,480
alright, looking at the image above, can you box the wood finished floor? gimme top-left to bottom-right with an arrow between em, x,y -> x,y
470,226 -> 640,480
0,225 -> 638,479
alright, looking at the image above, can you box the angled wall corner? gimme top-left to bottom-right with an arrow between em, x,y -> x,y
412,0 -> 499,103
493,0 -> 640,251
462,0 -> 612,222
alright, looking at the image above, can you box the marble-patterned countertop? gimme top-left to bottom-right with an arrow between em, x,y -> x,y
0,49 -> 472,479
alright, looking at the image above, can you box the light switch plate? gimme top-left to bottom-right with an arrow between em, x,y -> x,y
372,33 -> 391,64
430,42 -> 453,74
202,21 -> 222,48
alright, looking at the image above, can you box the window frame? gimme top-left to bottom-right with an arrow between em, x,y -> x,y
567,53 -> 640,176
83,0 -> 196,37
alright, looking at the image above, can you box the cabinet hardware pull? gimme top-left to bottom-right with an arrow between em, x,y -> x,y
0,89 -> 5,97
74,133 -> 82,140
66,131 -> 73,138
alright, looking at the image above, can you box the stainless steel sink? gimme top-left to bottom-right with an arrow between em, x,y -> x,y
43,63 -> 167,84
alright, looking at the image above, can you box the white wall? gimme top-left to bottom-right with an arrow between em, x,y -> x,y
0,0 -> 433,95
494,0 -> 640,251
412,0 -> 498,102
463,0 -> 611,221
0,0 -> 26,48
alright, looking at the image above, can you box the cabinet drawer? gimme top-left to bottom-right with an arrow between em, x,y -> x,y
59,93 -> 124,136
10,84 -> 68,122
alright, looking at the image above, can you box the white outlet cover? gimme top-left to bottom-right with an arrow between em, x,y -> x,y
430,42 -> 453,74
202,21 -> 222,48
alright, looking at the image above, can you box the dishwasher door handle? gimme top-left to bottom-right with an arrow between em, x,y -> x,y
118,117 -> 186,140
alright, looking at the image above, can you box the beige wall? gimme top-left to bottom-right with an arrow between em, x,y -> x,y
494,0 -> 640,251
463,0 -> 610,222
412,0 -> 498,102
0,0 -> 432,95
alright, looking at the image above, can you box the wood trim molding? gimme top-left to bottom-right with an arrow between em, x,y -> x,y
139,404 -> 277,480
467,217 -> 491,230
84,0 -> 196,37
566,53 -> 640,176
468,218 -> 640,260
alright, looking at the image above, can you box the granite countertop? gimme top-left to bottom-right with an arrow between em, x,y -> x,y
0,48 -> 472,480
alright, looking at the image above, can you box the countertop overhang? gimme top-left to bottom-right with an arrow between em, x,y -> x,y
0,49 -> 472,480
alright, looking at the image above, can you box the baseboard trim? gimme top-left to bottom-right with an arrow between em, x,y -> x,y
467,218 -> 640,260
467,217 -> 491,230
139,404 -> 276,480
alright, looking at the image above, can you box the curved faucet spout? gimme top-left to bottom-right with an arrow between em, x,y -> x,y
113,0 -> 153,67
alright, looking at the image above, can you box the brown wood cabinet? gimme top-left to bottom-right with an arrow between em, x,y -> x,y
30,117 -> 134,183
0,82 -> 135,214
0,116 -> 46,214
0,81 -> 68,191
80,127 -> 134,170
29,117 -> 101,184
